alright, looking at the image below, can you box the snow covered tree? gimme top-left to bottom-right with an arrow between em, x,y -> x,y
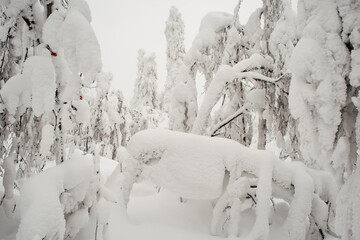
129,50 -> 162,136
213,8 -> 253,146
131,49 -> 146,108
289,0 -> 349,176
0,0 -> 119,239
131,50 -> 159,109
169,12 -> 233,132
163,6 -> 186,113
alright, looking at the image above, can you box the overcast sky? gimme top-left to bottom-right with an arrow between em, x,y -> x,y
87,0 -> 262,103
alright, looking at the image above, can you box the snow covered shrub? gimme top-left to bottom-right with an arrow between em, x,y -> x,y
122,129 -> 337,240
16,151 -> 95,240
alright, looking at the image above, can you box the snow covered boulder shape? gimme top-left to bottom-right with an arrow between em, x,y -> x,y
124,129 -> 336,240
16,151 -> 94,240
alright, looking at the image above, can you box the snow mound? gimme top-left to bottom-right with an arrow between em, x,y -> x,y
123,129 -> 337,240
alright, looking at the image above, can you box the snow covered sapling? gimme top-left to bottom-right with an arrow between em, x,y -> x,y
122,129 -> 337,240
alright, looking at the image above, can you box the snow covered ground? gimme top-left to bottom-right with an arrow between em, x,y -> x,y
107,180 -> 288,240
0,157 -> 288,240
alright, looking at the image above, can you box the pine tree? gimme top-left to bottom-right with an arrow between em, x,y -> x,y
131,51 -> 159,109
163,6 -> 185,113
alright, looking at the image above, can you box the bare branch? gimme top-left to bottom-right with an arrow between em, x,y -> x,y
210,103 -> 252,137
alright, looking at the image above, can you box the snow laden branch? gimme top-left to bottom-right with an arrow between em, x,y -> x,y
121,129 -> 337,240
210,102 -> 252,137
192,54 -> 280,135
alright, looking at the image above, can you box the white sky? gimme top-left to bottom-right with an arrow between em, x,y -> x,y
87,0 -> 262,103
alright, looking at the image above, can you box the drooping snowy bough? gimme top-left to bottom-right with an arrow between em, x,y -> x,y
121,129 -> 337,240
15,151 -> 95,240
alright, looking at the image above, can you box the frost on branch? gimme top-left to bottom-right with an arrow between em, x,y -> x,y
122,129 -> 337,240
